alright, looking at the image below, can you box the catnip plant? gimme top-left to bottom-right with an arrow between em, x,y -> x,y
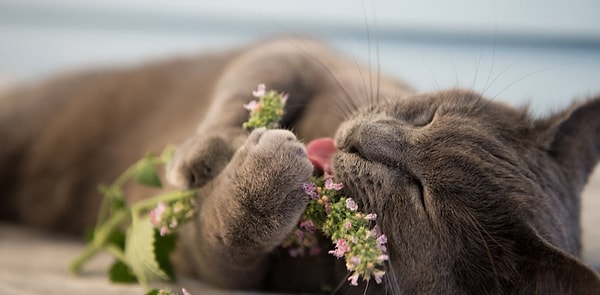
246,84 -> 388,286
70,83 -> 387,294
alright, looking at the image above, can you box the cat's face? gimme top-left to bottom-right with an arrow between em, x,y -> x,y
332,88 -> 600,293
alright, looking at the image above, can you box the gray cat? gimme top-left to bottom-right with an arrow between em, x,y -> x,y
1,37 -> 599,294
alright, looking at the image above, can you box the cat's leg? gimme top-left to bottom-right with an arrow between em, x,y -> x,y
181,128 -> 313,289
167,37 -> 352,189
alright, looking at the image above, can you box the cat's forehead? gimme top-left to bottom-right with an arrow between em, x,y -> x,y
379,88 -> 528,124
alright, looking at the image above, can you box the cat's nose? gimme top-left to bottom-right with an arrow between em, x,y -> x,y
339,121 -> 410,165
338,129 -> 364,156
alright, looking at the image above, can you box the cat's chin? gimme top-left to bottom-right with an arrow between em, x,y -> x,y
332,151 -> 381,199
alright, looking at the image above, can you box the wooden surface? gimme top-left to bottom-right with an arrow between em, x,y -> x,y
0,224 -> 264,295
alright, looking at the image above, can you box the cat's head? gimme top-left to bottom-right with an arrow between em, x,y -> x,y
332,88 -> 600,293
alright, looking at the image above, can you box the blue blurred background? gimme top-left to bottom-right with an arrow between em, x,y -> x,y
0,0 -> 599,114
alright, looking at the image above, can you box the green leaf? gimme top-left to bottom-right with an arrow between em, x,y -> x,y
108,259 -> 138,283
125,217 -> 171,284
111,197 -> 127,211
154,232 -> 176,281
145,290 -> 160,295
159,145 -> 176,164
107,229 -> 126,250
134,156 -> 162,188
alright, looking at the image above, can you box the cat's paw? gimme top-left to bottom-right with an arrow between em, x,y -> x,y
232,128 -> 314,194
221,128 -> 314,245
166,128 -> 248,189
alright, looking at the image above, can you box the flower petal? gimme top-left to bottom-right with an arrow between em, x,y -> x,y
243,100 -> 259,111
345,198 -> 358,211
348,273 -> 360,286
252,84 -> 266,97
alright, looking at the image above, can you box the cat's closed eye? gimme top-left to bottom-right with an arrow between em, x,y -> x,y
388,100 -> 438,127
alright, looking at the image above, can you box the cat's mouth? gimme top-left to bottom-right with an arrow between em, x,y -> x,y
307,136 -> 428,214
306,138 -> 337,175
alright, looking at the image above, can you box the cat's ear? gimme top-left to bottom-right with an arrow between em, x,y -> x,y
514,224 -> 600,293
535,95 -> 600,188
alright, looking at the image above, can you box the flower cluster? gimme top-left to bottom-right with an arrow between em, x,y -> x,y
244,84 -> 388,287
149,197 -> 196,236
242,84 -> 288,130
283,176 -> 389,286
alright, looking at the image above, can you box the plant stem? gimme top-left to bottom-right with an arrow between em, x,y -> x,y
70,209 -> 130,274
113,163 -> 140,189
131,190 -> 198,216
105,245 -> 127,263
69,242 -> 101,275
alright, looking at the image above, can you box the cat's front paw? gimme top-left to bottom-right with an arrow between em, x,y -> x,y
167,128 -> 248,189
233,128 -> 314,195
223,128 -> 314,246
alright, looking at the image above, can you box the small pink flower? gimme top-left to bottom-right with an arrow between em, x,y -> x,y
344,221 -> 352,230
300,219 -> 316,233
252,83 -> 266,97
159,226 -> 169,236
328,238 -> 350,258
243,100 -> 260,111
182,288 -> 191,295
345,198 -> 358,211
373,270 -> 386,284
348,272 -> 360,286
325,178 -> 344,191
149,202 -> 167,225
281,93 -> 289,104
295,229 -> 304,242
301,182 -> 318,199
346,256 -> 361,270
376,234 -> 388,252
378,254 -> 389,262
324,202 -> 331,215
364,213 -> 377,220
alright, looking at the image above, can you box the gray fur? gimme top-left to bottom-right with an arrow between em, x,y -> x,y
1,37 -> 599,294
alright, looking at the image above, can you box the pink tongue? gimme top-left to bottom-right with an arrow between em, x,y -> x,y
307,138 -> 337,175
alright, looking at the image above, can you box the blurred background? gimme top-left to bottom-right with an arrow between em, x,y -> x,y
1,0 -> 599,114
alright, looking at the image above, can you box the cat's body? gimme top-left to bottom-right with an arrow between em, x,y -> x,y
1,37 -> 599,294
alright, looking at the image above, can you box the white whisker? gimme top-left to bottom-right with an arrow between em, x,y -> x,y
492,65 -> 557,101
281,36 -> 368,118
482,15 -> 498,97
482,60 -> 518,98
361,0 -> 375,107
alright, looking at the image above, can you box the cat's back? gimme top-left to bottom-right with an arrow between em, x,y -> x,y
0,50 -> 235,232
